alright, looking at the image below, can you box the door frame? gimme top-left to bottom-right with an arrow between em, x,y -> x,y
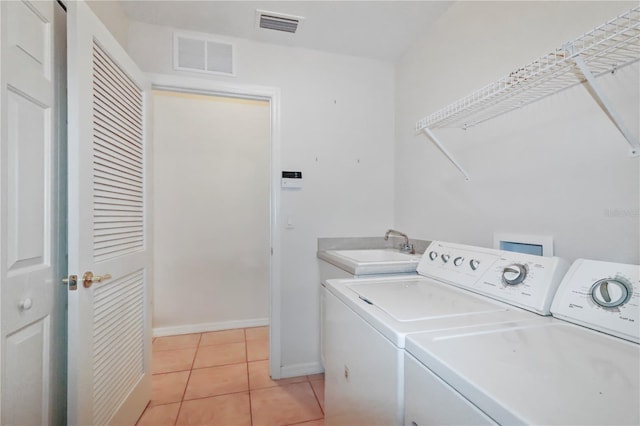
149,73 -> 283,379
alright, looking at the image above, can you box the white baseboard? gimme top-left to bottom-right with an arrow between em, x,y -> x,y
153,317 -> 269,337
279,361 -> 324,379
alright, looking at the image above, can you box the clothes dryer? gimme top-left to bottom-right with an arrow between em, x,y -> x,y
404,258 -> 639,425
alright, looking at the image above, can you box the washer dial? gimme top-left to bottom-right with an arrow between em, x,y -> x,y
429,251 -> 438,261
590,277 -> 633,308
453,256 -> 464,267
502,264 -> 528,286
469,259 -> 480,271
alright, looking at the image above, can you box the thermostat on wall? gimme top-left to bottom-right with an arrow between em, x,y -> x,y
281,171 -> 302,189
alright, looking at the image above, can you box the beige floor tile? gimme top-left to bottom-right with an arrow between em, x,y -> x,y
193,342 -> 246,368
306,373 -> 324,381
150,371 -> 190,406
246,339 -> 269,361
177,392 -> 252,426
152,347 -> 197,374
136,402 -> 180,426
287,420 -> 324,426
200,329 -> 246,346
251,382 -> 323,426
248,360 -> 308,390
153,334 -> 201,351
310,379 -> 325,412
245,326 -> 269,341
184,363 -> 248,400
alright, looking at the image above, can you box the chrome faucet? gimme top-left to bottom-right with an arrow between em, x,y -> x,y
384,229 -> 415,254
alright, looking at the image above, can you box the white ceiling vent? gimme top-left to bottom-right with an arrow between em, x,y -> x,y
256,10 -> 304,34
173,32 -> 235,76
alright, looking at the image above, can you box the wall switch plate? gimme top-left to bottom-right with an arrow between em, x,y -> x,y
285,215 -> 295,229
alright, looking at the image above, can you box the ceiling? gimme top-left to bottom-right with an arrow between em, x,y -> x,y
120,1 -> 454,61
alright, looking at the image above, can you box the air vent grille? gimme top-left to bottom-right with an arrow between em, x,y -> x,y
256,10 -> 303,34
173,33 -> 235,76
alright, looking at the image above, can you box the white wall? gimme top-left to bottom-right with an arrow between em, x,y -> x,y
127,22 -> 396,371
152,91 -> 271,334
395,1 -> 639,264
86,0 -> 129,48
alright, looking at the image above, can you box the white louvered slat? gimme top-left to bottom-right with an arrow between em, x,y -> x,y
94,128 -> 143,158
92,269 -> 145,426
92,48 -> 142,111
94,174 -> 142,195
92,42 -> 144,263
94,185 -> 143,201
94,144 -> 143,174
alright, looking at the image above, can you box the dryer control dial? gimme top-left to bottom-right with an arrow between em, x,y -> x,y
429,251 -> 438,261
502,264 -> 528,286
590,277 -> 632,309
453,256 -> 464,267
441,254 -> 450,263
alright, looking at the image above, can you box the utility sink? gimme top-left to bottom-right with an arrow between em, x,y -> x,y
318,249 -> 421,276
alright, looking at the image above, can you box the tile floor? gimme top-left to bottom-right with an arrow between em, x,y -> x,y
136,327 -> 325,426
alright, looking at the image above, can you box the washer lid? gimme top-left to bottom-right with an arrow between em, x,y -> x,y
348,279 -> 506,322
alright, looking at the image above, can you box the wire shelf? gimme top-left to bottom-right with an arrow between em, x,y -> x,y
416,6 -> 640,131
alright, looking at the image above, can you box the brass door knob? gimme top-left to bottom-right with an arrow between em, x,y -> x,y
82,271 -> 112,288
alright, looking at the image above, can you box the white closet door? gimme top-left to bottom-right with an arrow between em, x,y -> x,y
66,2 -> 152,425
0,1 -> 66,424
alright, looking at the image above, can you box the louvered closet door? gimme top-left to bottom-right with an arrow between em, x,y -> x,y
66,2 -> 152,425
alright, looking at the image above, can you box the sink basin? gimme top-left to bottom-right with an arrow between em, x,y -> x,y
318,249 -> 421,275
329,249 -> 420,263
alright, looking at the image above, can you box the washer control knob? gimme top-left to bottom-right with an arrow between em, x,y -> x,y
441,254 -> 450,263
590,277 -> 632,308
429,251 -> 438,261
453,256 -> 464,266
502,264 -> 528,285
469,259 -> 480,271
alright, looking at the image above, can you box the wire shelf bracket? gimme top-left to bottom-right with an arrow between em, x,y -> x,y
422,127 -> 471,181
572,53 -> 640,156
416,6 -> 640,180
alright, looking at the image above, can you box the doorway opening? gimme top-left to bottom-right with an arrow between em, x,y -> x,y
150,76 -> 282,380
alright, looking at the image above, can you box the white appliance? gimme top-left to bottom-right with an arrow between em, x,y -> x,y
318,248 -> 421,368
323,241 -> 569,426
404,258 -> 639,425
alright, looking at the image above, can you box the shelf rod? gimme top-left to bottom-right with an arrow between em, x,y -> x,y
422,127 -> 471,181
573,54 -> 640,157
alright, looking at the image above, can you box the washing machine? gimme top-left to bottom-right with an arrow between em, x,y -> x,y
318,248 -> 422,368
404,258 -> 639,425
323,241 -> 569,426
